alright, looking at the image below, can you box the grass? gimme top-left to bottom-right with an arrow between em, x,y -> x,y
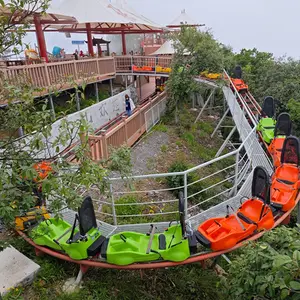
153,123 -> 168,133
3,235 -> 224,300
160,144 -> 168,153
3,106 -> 235,300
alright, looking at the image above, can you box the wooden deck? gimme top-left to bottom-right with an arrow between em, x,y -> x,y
0,56 -> 172,103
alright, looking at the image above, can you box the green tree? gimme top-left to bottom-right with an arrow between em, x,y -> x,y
167,28 -> 233,123
0,0 -> 132,226
0,0 -> 50,55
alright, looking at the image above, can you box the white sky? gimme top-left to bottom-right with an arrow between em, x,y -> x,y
22,0 -> 300,58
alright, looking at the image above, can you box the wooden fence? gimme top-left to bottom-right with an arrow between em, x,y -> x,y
87,91 -> 167,161
0,56 -> 172,99
0,57 -> 115,96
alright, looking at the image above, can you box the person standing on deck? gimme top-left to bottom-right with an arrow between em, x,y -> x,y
125,94 -> 132,116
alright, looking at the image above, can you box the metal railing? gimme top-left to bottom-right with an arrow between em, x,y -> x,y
114,55 -> 172,76
67,71 -> 272,234
79,126 -> 254,230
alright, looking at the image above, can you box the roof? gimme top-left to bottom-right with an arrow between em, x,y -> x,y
150,40 -> 190,56
150,40 -> 175,55
0,6 -> 76,25
47,0 -> 164,33
167,9 -> 201,28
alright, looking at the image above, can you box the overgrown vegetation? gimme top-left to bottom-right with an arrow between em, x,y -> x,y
222,225 -> 300,300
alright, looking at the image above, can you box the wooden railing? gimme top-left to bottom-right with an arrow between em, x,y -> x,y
0,57 -> 116,95
87,91 -> 167,161
0,56 -> 172,98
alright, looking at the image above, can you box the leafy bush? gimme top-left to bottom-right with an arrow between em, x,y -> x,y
167,160 -> 190,193
167,160 -> 206,201
221,225 -> 300,300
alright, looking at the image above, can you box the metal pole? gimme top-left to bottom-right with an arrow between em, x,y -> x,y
17,127 -> 24,137
125,76 -> 128,89
110,79 -> 113,96
297,202 -> 300,224
139,75 -> 142,101
75,89 -> 80,111
211,107 -> 230,138
86,23 -> 94,56
95,83 -> 99,102
215,125 -> 237,157
184,173 -> 188,221
233,151 -> 240,195
110,183 -> 117,225
33,15 -> 48,62
194,89 -> 215,123
49,95 -> 56,120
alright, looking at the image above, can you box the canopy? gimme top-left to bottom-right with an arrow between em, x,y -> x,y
47,0 -> 163,33
167,9 -> 203,28
150,40 -> 190,56
0,6 -> 76,25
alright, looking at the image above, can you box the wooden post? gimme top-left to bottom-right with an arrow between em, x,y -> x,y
100,129 -> 108,159
96,58 -> 100,75
122,115 -> 128,145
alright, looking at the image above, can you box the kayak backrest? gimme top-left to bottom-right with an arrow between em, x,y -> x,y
274,113 -> 292,137
251,166 -> 270,205
262,96 -> 275,118
78,196 -> 97,236
178,191 -> 186,236
281,136 -> 300,166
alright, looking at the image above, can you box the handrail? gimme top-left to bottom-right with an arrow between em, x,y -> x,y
223,69 -> 257,126
109,127 -> 256,182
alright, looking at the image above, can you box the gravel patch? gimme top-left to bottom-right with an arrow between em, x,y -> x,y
131,131 -> 169,175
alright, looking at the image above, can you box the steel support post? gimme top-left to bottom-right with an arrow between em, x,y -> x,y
110,183 -> 117,225
110,79 -> 113,96
95,83 -> 99,102
194,89 -> 215,123
75,90 -> 80,111
34,15 -> 48,62
184,173 -> 188,221
215,125 -> 237,157
49,95 -> 56,120
211,107 -> 230,138
86,23 -> 94,56
233,151 -> 240,195
297,202 -> 300,224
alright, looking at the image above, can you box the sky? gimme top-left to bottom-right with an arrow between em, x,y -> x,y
22,0 -> 300,58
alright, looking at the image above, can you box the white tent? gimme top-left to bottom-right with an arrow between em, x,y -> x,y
150,40 -> 190,56
48,0 -> 163,32
150,40 -> 175,55
168,9 -> 201,28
